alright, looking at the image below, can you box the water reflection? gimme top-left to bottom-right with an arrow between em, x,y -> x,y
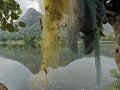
0,43 -> 114,74
36,56 -> 116,90
0,55 -> 116,90
0,44 -> 42,74
0,43 -> 117,90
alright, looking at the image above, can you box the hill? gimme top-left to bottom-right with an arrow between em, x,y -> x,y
0,8 -> 43,42
20,8 -> 43,27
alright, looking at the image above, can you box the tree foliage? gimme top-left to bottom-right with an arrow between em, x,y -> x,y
104,0 -> 120,12
0,0 -> 26,32
109,69 -> 120,90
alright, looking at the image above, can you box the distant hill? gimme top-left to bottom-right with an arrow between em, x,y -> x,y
0,8 -> 43,42
20,8 -> 43,27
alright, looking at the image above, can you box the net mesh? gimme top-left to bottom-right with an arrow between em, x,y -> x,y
32,0 -> 70,90
32,0 -> 102,90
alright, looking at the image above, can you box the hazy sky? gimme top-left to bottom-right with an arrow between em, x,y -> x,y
16,0 -> 44,16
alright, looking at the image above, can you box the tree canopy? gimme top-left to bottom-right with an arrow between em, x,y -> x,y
0,0 -> 26,32
104,0 -> 120,12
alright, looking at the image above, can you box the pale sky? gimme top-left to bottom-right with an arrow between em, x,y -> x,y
16,0 -> 44,16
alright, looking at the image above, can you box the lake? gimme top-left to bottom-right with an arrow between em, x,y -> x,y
0,43 -> 117,90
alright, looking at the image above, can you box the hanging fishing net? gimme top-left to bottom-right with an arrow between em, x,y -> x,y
32,0 -> 70,90
32,0 -> 105,90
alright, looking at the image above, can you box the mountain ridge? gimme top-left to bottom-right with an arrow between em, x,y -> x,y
20,8 -> 43,27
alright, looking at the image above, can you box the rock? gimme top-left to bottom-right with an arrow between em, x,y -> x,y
0,82 -> 8,90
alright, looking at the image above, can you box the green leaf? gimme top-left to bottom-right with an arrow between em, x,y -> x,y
6,23 -> 14,32
17,9 -> 22,15
5,14 -> 10,20
4,8 -> 9,16
7,0 -> 18,10
1,18 -> 7,30
0,12 -> 2,19
0,0 -> 23,31
0,1 -> 4,10
15,28 -> 19,32
18,21 -> 26,27
0,26 -> 6,31
11,12 -> 19,20
14,24 -> 19,32
16,4 -> 20,10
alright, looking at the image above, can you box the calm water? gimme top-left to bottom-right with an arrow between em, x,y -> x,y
0,43 -> 117,90
0,43 -> 114,73
36,56 -> 116,90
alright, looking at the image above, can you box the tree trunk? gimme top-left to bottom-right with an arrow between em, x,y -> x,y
106,11 -> 120,70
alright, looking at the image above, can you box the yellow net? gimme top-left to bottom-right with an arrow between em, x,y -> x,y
42,0 -> 69,70
32,0 -> 69,90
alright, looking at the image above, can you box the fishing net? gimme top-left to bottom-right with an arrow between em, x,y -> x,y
32,0 -> 103,90
32,0 -> 70,90
0,83 -> 8,90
